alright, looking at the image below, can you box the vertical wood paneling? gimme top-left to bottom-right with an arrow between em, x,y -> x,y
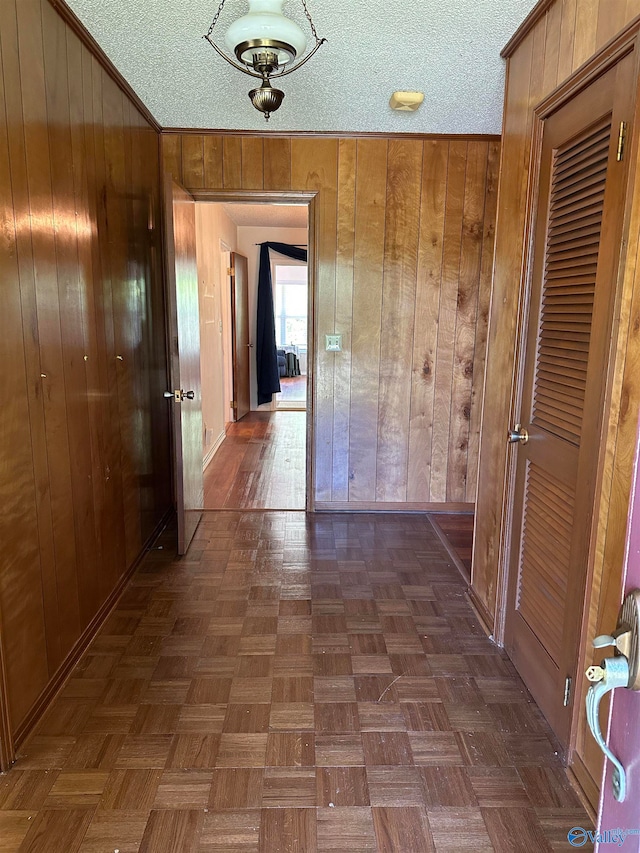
542,2 -> 562,93
348,139 -> 388,502
431,141 -> 467,503
203,135 -> 223,188
448,142 -> 487,502
407,141 -> 448,502
1,0 -> 171,743
331,139 -> 356,501
223,136 -> 243,188
182,134 -> 204,187
376,140 -> 423,501
263,137 -> 291,190
169,130 -> 498,509
473,32 -> 534,620
291,138 -> 339,503
0,0 -> 51,725
241,137 -> 264,189
557,0 -> 577,83
163,133 -> 182,181
475,0 -> 640,805
65,17 -> 102,627
466,139 -> 500,502
595,0 -> 629,46
572,0 -> 599,68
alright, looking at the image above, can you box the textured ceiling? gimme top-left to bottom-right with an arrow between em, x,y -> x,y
65,0 -> 537,134
222,203 -> 308,228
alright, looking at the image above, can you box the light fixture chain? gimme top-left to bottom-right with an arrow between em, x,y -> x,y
206,0 -> 227,37
300,0 -> 320,42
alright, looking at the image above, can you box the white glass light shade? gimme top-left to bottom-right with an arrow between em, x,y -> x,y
224,0 -> 307,67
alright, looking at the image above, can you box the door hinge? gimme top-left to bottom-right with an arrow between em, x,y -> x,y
617,121 -> 627,162
231,400 -> 237,409
563,676 -> 572,707
227,267 -> 235,277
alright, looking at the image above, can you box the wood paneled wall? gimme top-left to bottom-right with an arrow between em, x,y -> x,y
163,133 -> 500,508
0,0 -> 171,747
473,0 -> 640,803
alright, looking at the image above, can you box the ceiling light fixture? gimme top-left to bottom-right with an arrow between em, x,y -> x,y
204,0 -> 326,121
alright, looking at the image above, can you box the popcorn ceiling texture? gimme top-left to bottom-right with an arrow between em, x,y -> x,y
66,0 -> 537,133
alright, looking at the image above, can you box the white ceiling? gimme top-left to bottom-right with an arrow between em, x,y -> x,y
222,203 -> 308,228
66,0 -> 537,134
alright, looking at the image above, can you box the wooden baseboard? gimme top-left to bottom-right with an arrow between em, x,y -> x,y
203,429 -> 226,471
467,585 -> 496,639
428,516 -> 471,583
12,507 -> 174,753
314,501 -> 474,513
568,752 -> 599,820
0,612 -> 13,772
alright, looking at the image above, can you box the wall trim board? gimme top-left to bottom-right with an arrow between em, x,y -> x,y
163,128 -> 501,141
0,615 -> 13,772
314,502 -> 474,512
568,754 -> 600,818
11,509 -> 174,755
427,515 -> 471,584
203,429 -> 226,471
189,190 -> 318,204
48,0 -> 161,132
467,585 -> 496,637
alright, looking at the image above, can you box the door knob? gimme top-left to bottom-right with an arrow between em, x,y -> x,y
584,590 -> 640,802
507,423 -> 529,444
164,390 -> 195,402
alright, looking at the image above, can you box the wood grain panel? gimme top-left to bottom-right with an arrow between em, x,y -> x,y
241,137 -> 264,190
0,0 -> 50,729
467,140 -> 500,502
0,0 -> 171,754
331,138 -> 357,501
348,138 -> 388,501
376,140 -> 423,501
291,138 -> 338,503
431,141 -> 467,502
223,136 -> 243,188
448,142 -> 487,502
182,134 -> 204,188
166,131 -> 498,508
263,136 -> 291,190
475,0 -> 640,807
407,141 -> 448,502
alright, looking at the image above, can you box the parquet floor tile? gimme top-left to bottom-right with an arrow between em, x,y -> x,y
3,513 -> 593,851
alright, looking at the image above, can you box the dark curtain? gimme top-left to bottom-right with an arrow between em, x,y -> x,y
256,241 -> 308,405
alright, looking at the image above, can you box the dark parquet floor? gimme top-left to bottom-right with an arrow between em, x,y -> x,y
0,513 -> 592,852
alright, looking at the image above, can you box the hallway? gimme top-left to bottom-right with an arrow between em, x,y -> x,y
203,413 -> 306,510
0,513 -> 591,852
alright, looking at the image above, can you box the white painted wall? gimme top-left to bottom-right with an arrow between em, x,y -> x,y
195,204 -> 237,467
236,225 -> 308,411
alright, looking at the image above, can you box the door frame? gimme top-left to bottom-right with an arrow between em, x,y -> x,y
187,189 -> 318,512
494,23 -> 640,785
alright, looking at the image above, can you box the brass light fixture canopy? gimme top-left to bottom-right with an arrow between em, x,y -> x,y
204,0 -> 326,121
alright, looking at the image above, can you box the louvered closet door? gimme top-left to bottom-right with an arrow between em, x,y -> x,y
504,54 -> 634,747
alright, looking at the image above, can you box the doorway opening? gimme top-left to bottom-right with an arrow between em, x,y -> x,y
192,196 -> 312,511
273,259 -> 308,411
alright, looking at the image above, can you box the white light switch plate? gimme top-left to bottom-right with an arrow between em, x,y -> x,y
325,334 -> 342,352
